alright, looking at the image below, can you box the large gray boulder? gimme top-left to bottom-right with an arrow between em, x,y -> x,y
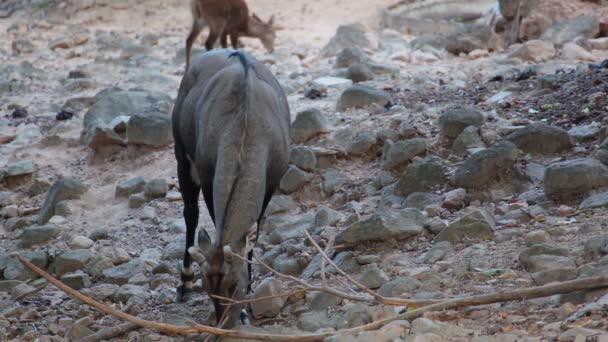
507,123 -> 572,155
453,141 -> 518,189
337,209 -> 424,245
82,88 -> 172,151
320,23 -> 372,58
544,158 -> 608,202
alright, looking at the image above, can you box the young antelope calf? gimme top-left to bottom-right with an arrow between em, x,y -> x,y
186,0 -> 277,69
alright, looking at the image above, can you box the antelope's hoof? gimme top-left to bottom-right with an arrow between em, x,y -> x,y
240,309 -> 251,325
176,285 -> 193,303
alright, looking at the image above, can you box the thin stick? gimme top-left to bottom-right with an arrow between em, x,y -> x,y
212,290 -> 307,306
77,323 -> 140,342
15,254 -> 608,341
14,254 -> 332,341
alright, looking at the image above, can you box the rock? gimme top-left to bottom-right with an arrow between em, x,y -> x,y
541,16 -> 599,47
569,122 -> 602,142
508,40 -> 556,62
102,259 -> 145,285
250,278 -> 285,319
453,141 -> 518,189
321,23 -> 372,57
60,271 -> 92,290
507,123 -> 572,155
444,25 -> 502,55
531,267 -> 577,286
419,241 -> 453,264
544,158 -> 608,202
404,192 -> 442,211
3,160 -> 34,178
395,157 -> 444,196
383,138 -> 427,171
65,324 -> 94,341
129,193 -> 147,208
442,188 -> 466,210
336,84 -> 391,111
264,213 -> 315,244
357,264 -> 389,289
562,42 -> 596,62
114,284 -> 150,303
49,33 -> 89,50
166,219 -> 186,234
347,132 -> 377,156
266,195 -> 298,216
498,0 -> 518,20
410,317 -> 474,337
308,292 -> 343,311
519,244 -> 571,272
116,176 -> 145,198
290,146 -> 316,171
580,192 -> 608,209
0,205 -> 18,218
143,179 -> 168,199
83,88 -> 171,151
19,224 -> 60,248
378,277 -> 420,297
272,253 -> 308,276
89,228 -> 110,241
335,47 -> 369,68
71,236 -> 94,249
524,230 -> 549,246
322,169 -> 348,196
435,209 -> 495,245
38,177 -> 86,224
346,63 -> 374,83
3,251 -> 48,281
312,77 -> 353,90
4,217 -> 31,232
583,236 -> 608,262
314,206 -> 341,228
438,109 -> 484,141
162,239 -> 185,261
337,208 -> 424,245
452,126 -> 485,156
297,311 -> 335,331
126,112 -> 173,147
54,249 -> 93,277
291,109 -> 331,143
279,166 -> 311,194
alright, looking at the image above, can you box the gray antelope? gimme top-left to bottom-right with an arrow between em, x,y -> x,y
171,49 -> 290,327
186,0 -> 278,69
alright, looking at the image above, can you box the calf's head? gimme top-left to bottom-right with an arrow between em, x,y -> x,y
188,232 -> 250,327
249,13 -> 278,53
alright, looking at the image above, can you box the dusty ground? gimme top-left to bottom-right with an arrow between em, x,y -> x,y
1,0 -> 608,341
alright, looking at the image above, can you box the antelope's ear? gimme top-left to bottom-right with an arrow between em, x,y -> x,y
252,13 -> 262,22
268,14 -> 275,26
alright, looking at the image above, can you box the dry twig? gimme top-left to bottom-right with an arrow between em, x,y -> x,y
77,323 -> 140,342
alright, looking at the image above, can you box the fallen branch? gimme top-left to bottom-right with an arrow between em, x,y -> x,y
77,323 -> 140,342
213,290 -> 307,306
14,253 -> 608,341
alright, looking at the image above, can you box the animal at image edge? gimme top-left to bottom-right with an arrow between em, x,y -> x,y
186,0 -> 279,69
171,49 -> 290,327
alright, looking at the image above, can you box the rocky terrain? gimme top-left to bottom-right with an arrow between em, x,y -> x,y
1,0 -> 608,341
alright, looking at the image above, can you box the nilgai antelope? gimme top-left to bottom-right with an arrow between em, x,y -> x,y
172,49 -> 290,327
185,0 -> 278,69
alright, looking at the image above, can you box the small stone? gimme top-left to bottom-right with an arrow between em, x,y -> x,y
279,166 -> 311,193
144,179 -> 168,199
54,249 -> 93,277
19,224 -> 60,248
403,192 -> 442,211
102,259 -> 145,285
395,157 -> 444,196
378,277 -> 420,297
337,84 -> 391,111
544,158 -> 608,202
60,272 -> 92,290
438,109 -> 484,141
322,169 -> 348,196
508,40 -> 556,62
347,132 -> 377,156
291,109 -> 331,143
419,241 -> 453,264
127,112 -> 173,147
531,267 -> 577,286
4,160 -> 34,177
410,317 -> 474,337
308,292 -> 343,311
37,177 -> 86,224
116,177 -> 145,198
71,236 -> 94,249
357,264 -> 389,289
425,217 -> 447,234
0,205 -> 18,218
580,192 -> 608,209
346,63 -> 374,83
525,230 -> 549,246
129,193 -> 147,208
507,123 -> 572,155
382,138 -> 427,171
452,126 -> 485,156
337,209 -> 424,245
312,77 -> 353,90
89,228 -> 110,241
114,284 -> 150,304
290,146 -> 317,171
335,47 -> 369,68
434,209 -> 495,245
442,188 -> 466,210
250,278 -> 286,319
453,141 -> 518,190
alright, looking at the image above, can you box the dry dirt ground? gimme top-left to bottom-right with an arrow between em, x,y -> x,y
1,0 -> 608,341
